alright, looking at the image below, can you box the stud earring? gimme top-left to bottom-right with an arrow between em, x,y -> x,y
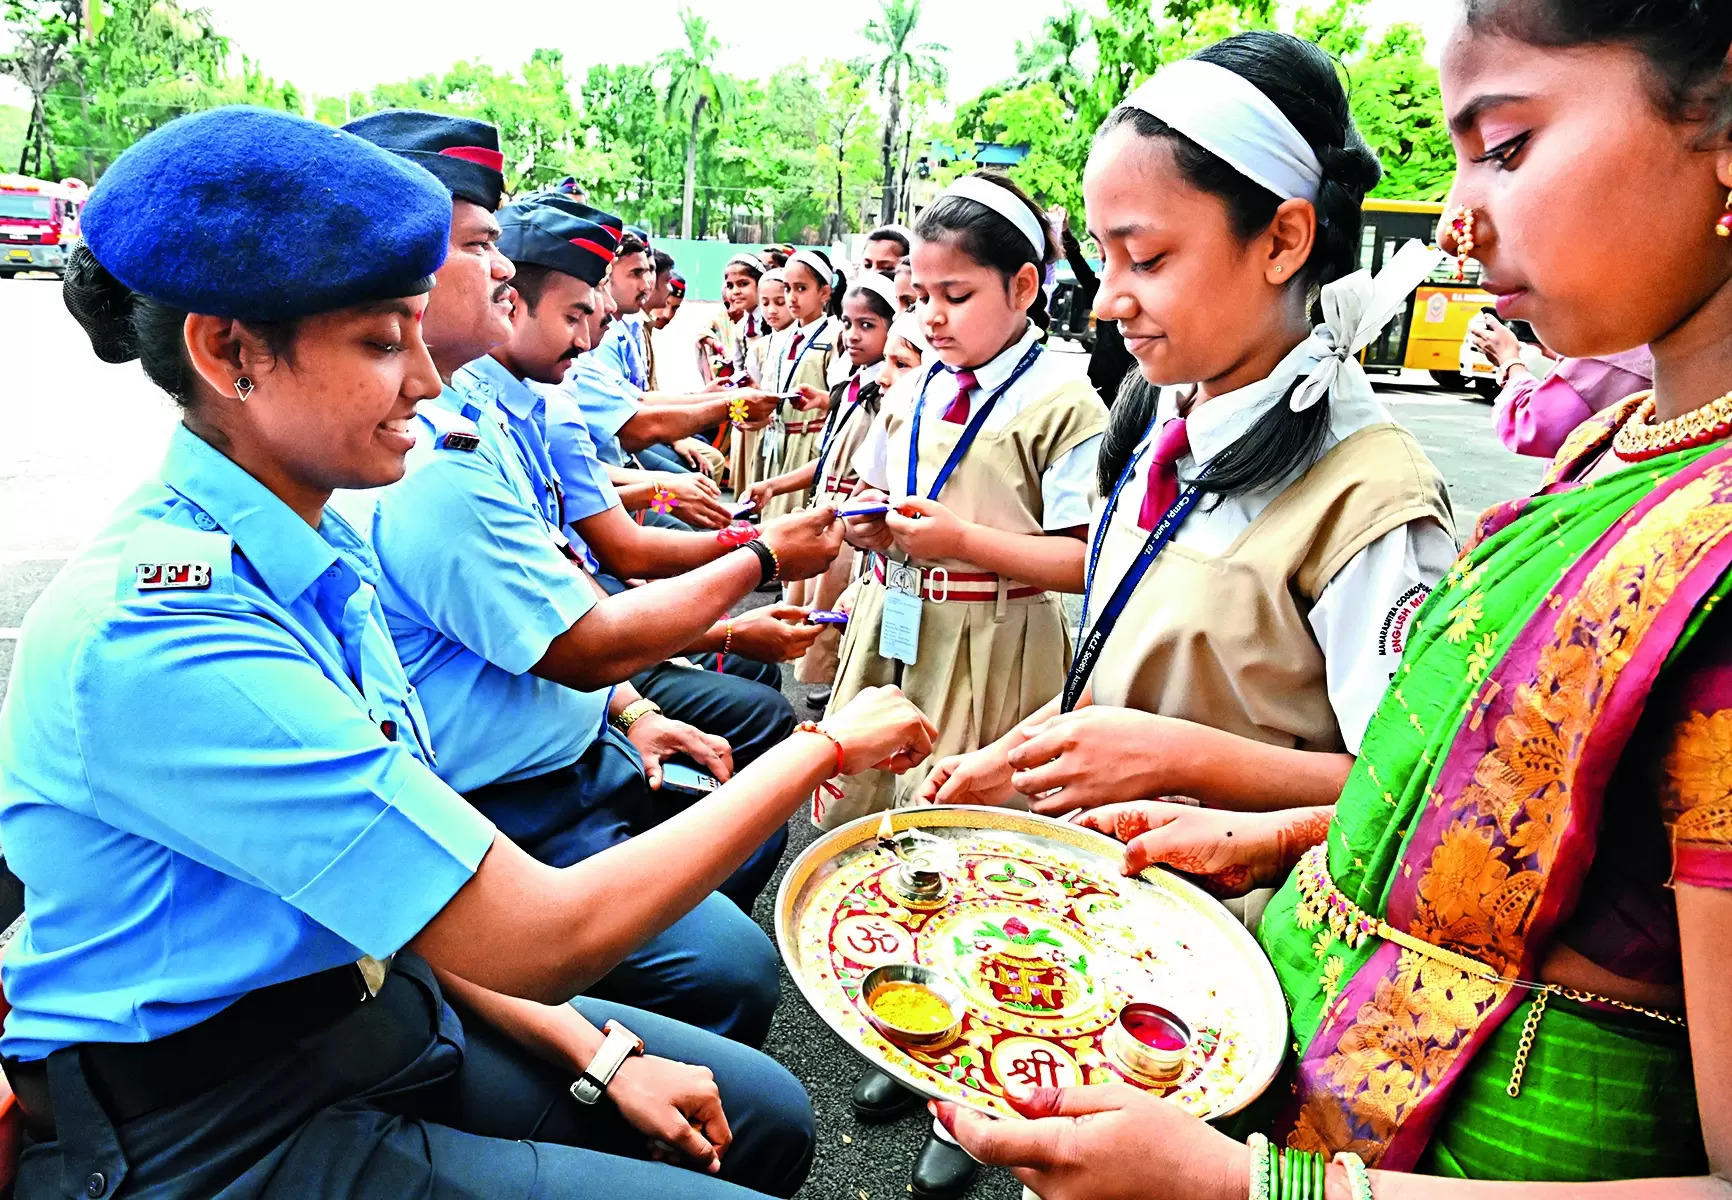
1441,206 -> 1477,281
1716,190 -> 1732,238
234,376 -> 254,401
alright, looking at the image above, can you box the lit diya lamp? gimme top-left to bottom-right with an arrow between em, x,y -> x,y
876,813 -> 954,909
1106,1001 -> 1193,1083
860,963 -> 964,1050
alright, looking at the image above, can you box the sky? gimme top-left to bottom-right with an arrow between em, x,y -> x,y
180,0 -> 1455,108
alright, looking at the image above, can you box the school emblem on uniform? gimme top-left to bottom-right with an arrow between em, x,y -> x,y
136,562 -> 212,590
441,431 -> 481,452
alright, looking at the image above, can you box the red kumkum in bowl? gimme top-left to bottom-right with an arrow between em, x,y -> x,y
1108,1002 -> 1192,1083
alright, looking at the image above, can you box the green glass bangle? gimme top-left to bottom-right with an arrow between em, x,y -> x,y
1267,1142 -> 1282,1200
1299,1150 -> 1318,1200
1276,1146 -> 1289,1200
1313,1151 -> 1329,1200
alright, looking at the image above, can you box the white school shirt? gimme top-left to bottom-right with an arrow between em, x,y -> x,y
1102,340 -> 1456,753
852,323 -> 1102,530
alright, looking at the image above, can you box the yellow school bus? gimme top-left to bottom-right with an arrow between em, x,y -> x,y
1358,198 -> 1494,388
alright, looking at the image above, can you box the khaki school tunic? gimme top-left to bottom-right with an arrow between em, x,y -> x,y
760,317 -> 839,521
789,373 -> 880,684
1086,423 -> 1452,753
728,329 -> 776,496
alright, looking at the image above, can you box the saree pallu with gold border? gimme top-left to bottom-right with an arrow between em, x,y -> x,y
1256,399 -> 1732,1178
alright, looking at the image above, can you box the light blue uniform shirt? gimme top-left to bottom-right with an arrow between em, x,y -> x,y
595,313 -> 647,390
341,389 -> 609,796
545,356 -> 642,467
0,425 -> 495,1060
453,356 -> 620,574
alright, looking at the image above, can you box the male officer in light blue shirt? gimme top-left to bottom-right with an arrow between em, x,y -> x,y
349,112 -> 845,1045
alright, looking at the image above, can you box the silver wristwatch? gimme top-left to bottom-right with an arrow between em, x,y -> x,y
570,1019 -> 644,1104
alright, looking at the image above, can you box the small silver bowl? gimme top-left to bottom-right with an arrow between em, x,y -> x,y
1106,1002 -> 1192,1083
860,963 -> 964,1050
884,859 -> 951,908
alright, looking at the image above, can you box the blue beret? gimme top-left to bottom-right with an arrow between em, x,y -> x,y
81,107 -> 449,322
344,110 -> 505,212
498,194 -> 621,288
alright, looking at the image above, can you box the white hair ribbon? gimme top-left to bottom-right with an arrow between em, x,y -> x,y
939,175 -> 1047,256
888,311 -> 934,358
788,249 -> 838,289
1288,239 -> 1446,412
1124,59 -> 1322,203
849,269 -> 900,313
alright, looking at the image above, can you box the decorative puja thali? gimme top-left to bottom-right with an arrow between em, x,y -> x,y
775,807 -> 1288,1120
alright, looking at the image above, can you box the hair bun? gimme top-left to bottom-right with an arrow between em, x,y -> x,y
62,242 -> 140,364
1316,138 -> 1382,198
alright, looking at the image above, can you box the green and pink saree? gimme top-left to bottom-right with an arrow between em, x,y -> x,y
1256,397 -> 1732,1179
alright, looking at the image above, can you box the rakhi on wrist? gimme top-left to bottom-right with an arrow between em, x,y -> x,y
650,484 -> 677,514
727,394 -> 752,428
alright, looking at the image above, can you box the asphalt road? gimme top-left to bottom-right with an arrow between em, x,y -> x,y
0,284 -> 1548,1199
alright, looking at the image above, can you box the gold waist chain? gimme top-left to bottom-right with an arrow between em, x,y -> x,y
1292,843 -> 1685,1097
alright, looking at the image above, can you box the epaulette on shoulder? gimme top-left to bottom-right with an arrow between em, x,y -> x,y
118,521 -> 233,599
417,403 -> 486,453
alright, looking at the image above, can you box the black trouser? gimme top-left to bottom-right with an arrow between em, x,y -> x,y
463,731 -> 785,1046
15,957 -> 814,1199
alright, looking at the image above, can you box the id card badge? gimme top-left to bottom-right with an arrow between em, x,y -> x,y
879,563 -> 923,664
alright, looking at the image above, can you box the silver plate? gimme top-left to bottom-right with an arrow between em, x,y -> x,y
775,806 -> 1289,1120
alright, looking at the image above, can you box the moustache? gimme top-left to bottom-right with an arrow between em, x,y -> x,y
492,284 -> 514,304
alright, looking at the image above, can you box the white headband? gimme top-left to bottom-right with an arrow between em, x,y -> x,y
939,175 -> 1046,256
888,312 -> 933,358
726,252 -> 766,275
849,270 -> 900,314
788,249 -> 837,289
1124,59 -> 1322,202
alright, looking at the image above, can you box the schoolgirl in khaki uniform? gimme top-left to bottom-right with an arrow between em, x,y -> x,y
818,173 -> 1108,829
748,270 -> 900,685
926,35 -> 1455,825
757,249 -> 845,521
729,266 -> 789,498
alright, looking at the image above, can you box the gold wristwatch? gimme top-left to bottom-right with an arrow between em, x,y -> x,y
609,698 -> 662,735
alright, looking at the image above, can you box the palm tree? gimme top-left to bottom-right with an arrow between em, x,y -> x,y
661,8 -> 730,239
859,0 -> 947,225
1014,3 -> 1089,110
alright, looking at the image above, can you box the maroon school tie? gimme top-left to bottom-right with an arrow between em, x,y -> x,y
846,375 -> 862,405
1137,416 -> 1191,531
941,369 -> 978,424
786,332 -> 804,362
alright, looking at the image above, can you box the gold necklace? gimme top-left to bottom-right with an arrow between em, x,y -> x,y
1612,390 -> 1732,461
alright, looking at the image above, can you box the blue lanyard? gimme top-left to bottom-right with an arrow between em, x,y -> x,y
906,343 -> 1043,501
1061,424 -> 1201,712
779,320 -> 826,393
811,371 -> 872,488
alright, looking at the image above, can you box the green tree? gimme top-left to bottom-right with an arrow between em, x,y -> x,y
859,0 -> 946,224
1347,24 -> 1453,200
815,61 -> 878,240
47,0 -> 251,180
0,0 -> 82,175
983,82 -> 1085,217
661,7 -> 731,239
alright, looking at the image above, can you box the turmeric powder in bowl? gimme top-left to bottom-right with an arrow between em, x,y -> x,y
869,981 -> 955,1034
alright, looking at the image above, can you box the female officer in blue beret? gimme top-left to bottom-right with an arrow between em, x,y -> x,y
0,106 -> 936,1199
